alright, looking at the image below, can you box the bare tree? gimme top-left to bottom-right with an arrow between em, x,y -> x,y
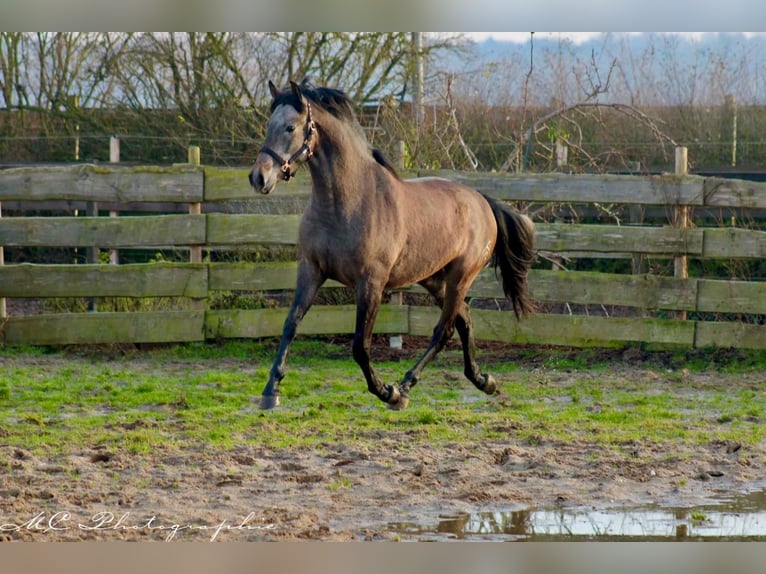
0,33 -> 25,110
253,32 -> 451,104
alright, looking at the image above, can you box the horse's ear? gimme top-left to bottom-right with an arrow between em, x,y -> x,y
268,80 -> 280,101
289,80 -> 306,111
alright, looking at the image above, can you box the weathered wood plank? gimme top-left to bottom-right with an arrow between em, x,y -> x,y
702,228 -> 766,259
209,261 -> 297,291
5,167 -> 764,210
695,321 -> 766,349
472,310 -> 696,347
208,220 -> 704,254
204,167 -> 312,202
0,215 -> 205,248
0,165 -> 203,203
420,171 -> 705,206
704,177 -> 766,209
470,268 -> 698,311
0,263 -> 208,298
408,307 -> 695,347
208,261 -> 346,291
207,213 -> 301,245
208,262 -> 699,311
535,223 -> 703,255
204,167 -> 251,201
697,279 -> 766,314
530,270 -> 698,310
2,173 -> 760,262
2,311 -> 206,345
205,304 -> 408,339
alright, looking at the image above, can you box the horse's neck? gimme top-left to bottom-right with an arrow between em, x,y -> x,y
307,130 -> 372,213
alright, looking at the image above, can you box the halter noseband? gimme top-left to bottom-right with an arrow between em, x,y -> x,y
259,102 -> 317,181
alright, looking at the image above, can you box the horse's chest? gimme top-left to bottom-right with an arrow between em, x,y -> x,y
299,204 -> 398,285
300,208 -> 370,252
301,219 -> 350,253
299,219 -> 353,271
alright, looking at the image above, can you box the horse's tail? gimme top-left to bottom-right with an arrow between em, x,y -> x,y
483,194 -> 536,318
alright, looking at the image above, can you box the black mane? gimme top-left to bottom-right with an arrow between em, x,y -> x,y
271,80 -> 400,179
372,148 -> 401,177
270,80 -> 357,123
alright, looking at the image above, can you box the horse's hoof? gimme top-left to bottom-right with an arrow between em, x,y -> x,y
259,394 -> 281,410
481,374 -> 498,395
387,394 -> 410,411
384,384 -> 400,404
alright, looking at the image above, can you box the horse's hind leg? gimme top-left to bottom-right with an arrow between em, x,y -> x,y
455,302 -> 497,395
394,275 -> 495,409
393,276 -> 462,410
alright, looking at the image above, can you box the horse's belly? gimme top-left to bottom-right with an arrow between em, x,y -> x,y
386,252 -> 451,288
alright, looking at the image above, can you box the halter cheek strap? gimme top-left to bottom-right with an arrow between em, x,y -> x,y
259,102 -> 317,181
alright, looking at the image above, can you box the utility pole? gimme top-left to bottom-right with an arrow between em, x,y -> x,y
411,32 -> 424,128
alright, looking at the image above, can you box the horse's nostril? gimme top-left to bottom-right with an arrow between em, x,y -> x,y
249,170 -> 265,189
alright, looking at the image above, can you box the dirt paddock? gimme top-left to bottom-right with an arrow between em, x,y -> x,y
1,342 -> 765,541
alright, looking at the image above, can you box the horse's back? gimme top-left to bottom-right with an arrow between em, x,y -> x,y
375,174 -> 497,287
399,176 -> 493,220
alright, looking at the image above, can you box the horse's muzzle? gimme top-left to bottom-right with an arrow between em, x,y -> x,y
249,167 -> 274,195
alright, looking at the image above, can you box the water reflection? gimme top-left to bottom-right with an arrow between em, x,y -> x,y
390,489 -> 766,541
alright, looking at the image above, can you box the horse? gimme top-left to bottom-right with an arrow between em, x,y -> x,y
249,80 -> 535,410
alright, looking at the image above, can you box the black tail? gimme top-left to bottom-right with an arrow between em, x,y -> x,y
483,195 -> 536,318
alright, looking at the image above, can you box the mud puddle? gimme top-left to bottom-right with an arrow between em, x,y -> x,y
389,488 -> 766,541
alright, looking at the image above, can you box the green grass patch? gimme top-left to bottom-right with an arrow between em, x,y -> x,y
0,340 -> 764,460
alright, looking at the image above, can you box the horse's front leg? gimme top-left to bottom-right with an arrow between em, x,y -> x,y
260,260 -> 324,409
352,283 -> 401,408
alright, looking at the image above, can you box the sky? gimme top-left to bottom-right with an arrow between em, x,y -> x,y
4,0 -> 766,31
463,32 -> 602,43
461,32 -> 765,44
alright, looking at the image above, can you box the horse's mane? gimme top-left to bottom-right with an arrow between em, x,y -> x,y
271,79 -> 401,179
372,148 -> 401,176
271,81 -> 356,123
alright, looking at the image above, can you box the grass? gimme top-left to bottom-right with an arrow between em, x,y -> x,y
0,339 -> 764,461
690,511 -> 709,524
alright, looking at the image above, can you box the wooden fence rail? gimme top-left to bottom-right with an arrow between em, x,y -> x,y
0,161 -> 764,350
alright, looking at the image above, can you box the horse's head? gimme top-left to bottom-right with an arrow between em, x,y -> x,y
249,80 -> 317,194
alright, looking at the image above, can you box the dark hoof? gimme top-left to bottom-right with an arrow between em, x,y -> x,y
259,394 -> 281,410
480,374 -> 498,395
387,390 -> 410,411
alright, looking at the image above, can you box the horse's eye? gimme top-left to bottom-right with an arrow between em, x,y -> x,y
286,125 -> 296,133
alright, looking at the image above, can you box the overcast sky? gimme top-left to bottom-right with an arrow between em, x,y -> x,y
461,32 -> 765,44
5,0 -> 766,31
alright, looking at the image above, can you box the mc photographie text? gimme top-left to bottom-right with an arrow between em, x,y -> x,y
0,510 -> 276,541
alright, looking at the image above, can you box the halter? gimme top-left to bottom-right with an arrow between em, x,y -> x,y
259,101 -> 317,181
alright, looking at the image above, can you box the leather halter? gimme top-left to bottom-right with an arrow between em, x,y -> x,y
259,102 -> 317,181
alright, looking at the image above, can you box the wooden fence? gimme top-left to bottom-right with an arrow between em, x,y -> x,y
1,156 -> 765,350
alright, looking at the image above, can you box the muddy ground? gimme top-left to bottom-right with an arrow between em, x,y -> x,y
1,343 -> 765,542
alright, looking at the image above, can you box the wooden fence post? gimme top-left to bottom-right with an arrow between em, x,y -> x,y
188,146 -> 203,265
186,146 -> 207,314
85,199 -> 99,312
674,147 -> 689,321
394,140 -> 406,171
390,140 -> 406,349
629,161 -> 647,275
0,201 -> 5,320
109,136 -> 120,265
555,140 -> 568,171
85,149 -> 100,313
